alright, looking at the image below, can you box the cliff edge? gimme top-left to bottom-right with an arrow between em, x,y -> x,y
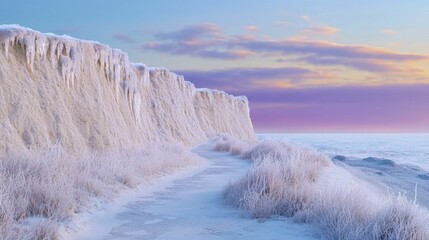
0,25 -> 256,155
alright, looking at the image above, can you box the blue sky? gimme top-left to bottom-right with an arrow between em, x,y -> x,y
2,1 -> 429,132
4,0 -> 429,66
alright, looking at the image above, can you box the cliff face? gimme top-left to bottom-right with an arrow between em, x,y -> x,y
0,25 -> 256,155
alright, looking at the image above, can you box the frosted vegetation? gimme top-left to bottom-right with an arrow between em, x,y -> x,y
216,136 -> 429,240
0,143 -> 202,239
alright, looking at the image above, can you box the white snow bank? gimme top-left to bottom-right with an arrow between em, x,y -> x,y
216,136 -> 429,240
0,24 -> 255,156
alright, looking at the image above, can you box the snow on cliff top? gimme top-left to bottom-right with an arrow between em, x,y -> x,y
0,24 -> 248,103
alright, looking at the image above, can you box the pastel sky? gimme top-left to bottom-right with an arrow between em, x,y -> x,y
1,0 -> 429,132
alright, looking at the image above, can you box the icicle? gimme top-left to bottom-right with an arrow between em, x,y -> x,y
95,46 -> 105,69
143,68 -> 149,86
70,46 -> 82,88
123,56 -> 130,80
4,37 -> 13,59
0,30 -> 14,59
23,35 -> 36,72
94,44 -> 109,78
108,49 -> 114,80
4,39 -> 8,58
113,63 -> 121,101
57,43 -> 64,59
18,35 -> 25,49
134,63 -> 149,87
49,38 -> 58,67
35,35 -> 48,58
1,32 -> 15,59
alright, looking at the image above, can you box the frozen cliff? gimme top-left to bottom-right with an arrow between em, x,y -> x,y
0,25 -> 256,155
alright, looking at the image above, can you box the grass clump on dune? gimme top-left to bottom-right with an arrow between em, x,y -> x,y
216,136 -> 429,240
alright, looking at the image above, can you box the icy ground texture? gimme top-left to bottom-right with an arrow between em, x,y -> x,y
0,25 -> 255,155
216,136 -> 429,240
69,140 -> 316,240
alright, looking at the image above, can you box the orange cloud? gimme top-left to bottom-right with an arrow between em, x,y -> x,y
143,23 -> 429,86
303,26 -> 340,35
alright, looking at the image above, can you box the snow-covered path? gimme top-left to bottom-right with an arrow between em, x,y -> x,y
70,142 -> 316,240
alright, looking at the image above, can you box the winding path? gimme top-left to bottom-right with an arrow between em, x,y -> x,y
71,141 -> 316,240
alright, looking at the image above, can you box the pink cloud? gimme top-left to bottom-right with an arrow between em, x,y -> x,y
245,25 -> 258,32
142,23 -> 429,80
155,23 -> 221,41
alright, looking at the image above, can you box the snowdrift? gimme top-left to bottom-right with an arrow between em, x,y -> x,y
216,136 -> 429,240
0,25 -> 255,156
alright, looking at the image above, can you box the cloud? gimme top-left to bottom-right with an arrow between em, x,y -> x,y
142,23 -> 429,76
143,24 -> 426,62
112,33 -> 135,44
235,39 -> 427,62
245,25 -> 258,32
382,29 -> 399,35
175,67 -> 321,91
296,56 -> 399,72
303,26 -> 340,35
300,15 -> 311,21
142,23 -> 244,59
144,41 -> 254,60
155,23 -> 221,42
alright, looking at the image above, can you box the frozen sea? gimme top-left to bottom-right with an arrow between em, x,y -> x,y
259,133 -> 429,171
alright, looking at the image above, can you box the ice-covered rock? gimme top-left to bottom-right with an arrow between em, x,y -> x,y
0,25 -> 256,155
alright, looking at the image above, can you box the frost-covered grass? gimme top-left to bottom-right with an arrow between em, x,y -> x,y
216,136 -> 429,240
0,143 -> 201,239
213,135 -> 255,155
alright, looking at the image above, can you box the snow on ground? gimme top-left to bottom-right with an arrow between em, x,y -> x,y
65,140 -> 316,240
332,156 -> 429,208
